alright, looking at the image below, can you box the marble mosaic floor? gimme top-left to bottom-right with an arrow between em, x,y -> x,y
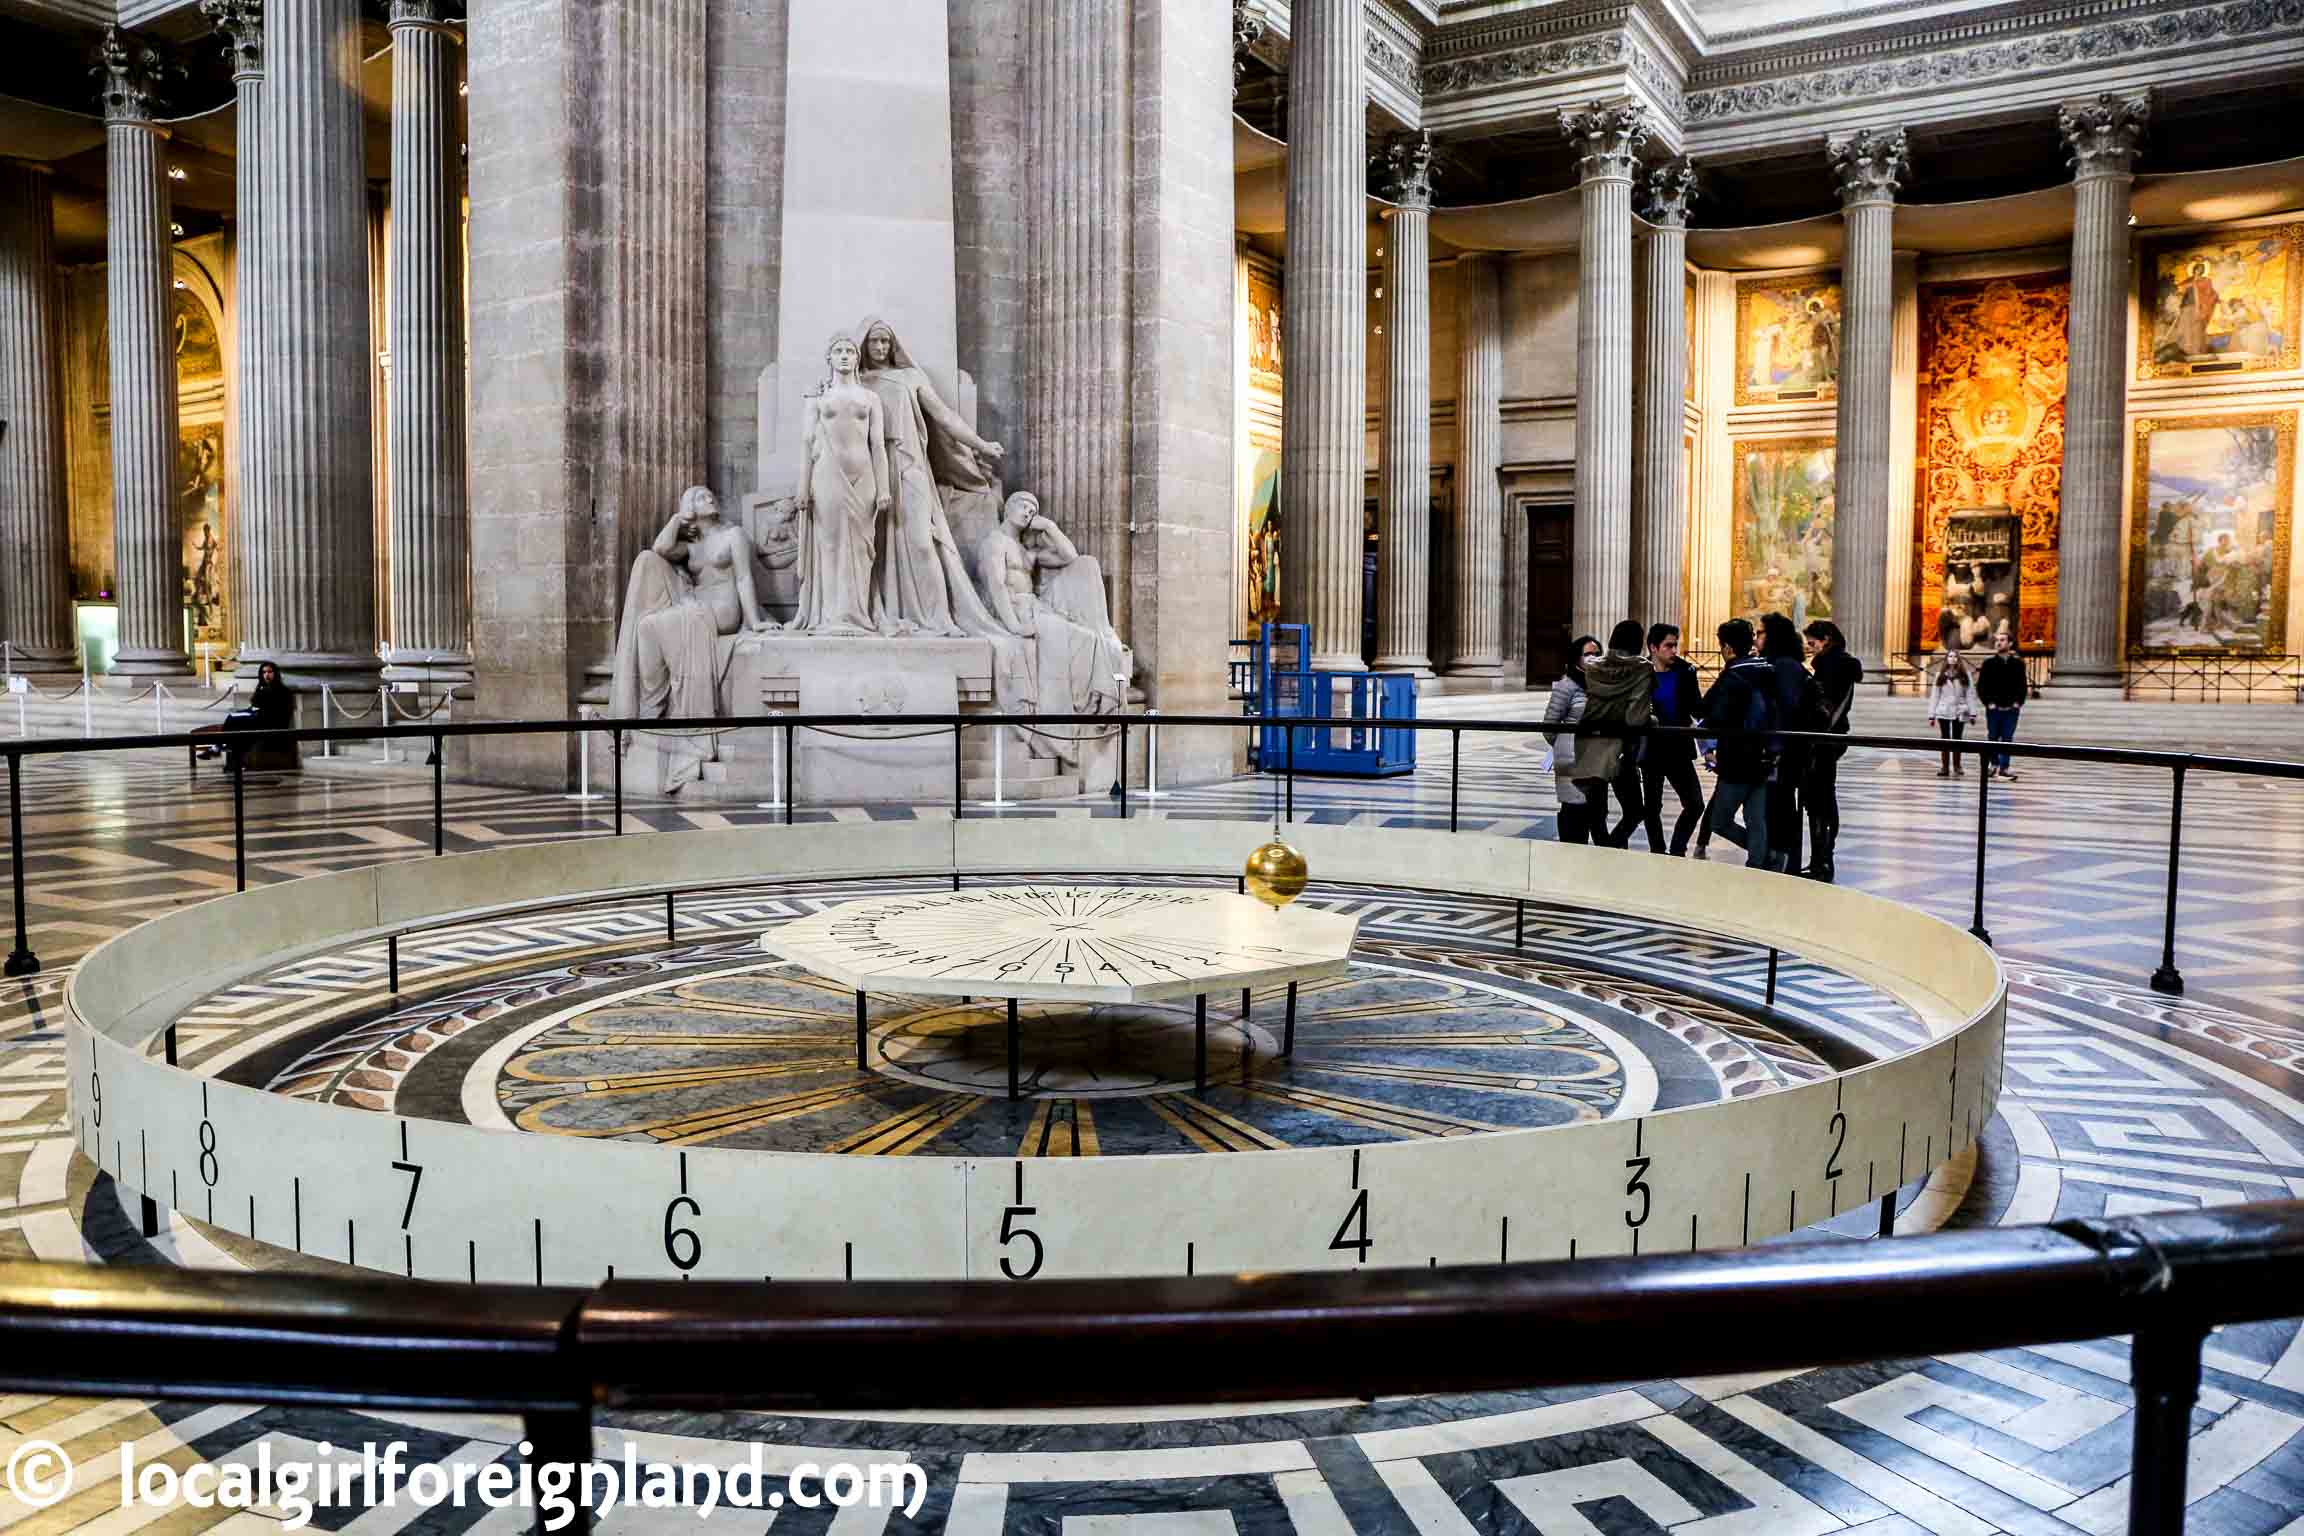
5,717 -> 2304,1534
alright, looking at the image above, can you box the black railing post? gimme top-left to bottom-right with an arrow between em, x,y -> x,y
2152,764 -> 2187,996
4,753 -> 36,977
2127,1324 -> 2208,1534
782,722 -> 795,825
1876,1193 -> 1894,1238
1118,720 -> 1130,819
431,733 -> 445,856
1284,721 -> 1294,824
664,891 -> 676,945
1765,948 -> 1779,1007
611,727 -> 624,837
1968,744 -> 1991,945
953,724 -> 964,820
1450,728 -> 1461,833
388,932 -> 399,994
231,753 -> 247,893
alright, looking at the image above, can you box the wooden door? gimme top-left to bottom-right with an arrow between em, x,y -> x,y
1524,502 -> 1574,686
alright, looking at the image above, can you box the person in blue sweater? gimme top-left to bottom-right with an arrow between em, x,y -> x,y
1636,623 -> 1706,855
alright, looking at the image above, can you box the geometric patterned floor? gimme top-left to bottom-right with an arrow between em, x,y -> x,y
5,725 -> 2304,1533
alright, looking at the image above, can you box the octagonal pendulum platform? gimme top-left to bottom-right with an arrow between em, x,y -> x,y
757,885 -> 1362,1098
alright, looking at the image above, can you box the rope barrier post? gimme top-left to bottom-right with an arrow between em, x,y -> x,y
1283,980 -> 1297,1057
153,679 -> 165,737
376,687 -> 393,764
754,709 -> 784,814
1515,899 -> 1525,953
321,687 -> 333,758
4,754 -> 37,977
1141,707 -> 1167,799
80,664 -> 91,737
2152,764 -> 2187,995
611,727 -> 624,836
1450,728 -> 1461,832
953,723 -> 964,821
1968,746 -> 1992,945
858,991 -> 869,1072
431,734 -> 445,856
2128,1325 -> 2209,1534
231,750 -> 246,893
980,722 -> 1014,808
566,707 -> 603,803
783,722 -> 796,824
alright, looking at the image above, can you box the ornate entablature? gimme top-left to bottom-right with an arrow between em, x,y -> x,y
1417,2 -> 1689,141
1681,0 -> 2304,150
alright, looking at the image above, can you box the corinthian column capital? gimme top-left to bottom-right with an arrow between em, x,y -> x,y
198,0 -> 264,78
2059,90 -> 2151,180
1232,0 -> 1266,86
1377,129 -> 1435,209
1642,159 -> 1697,227
1827,127 -> 1908,208
390,0 -> 449,29
94,27 -> 170,124
1561,100 -> 1649,183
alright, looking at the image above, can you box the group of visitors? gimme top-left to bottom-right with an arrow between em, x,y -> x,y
1924,630 -> 2028,779
1542,613 -> 1861,880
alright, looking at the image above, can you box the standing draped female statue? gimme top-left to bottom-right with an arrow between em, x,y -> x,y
794,332 -> 890,635
854,316 -> 1010,637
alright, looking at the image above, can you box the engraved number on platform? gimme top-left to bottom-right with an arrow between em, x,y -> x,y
393,1160 -> 424,1229
664,1195 -> 703,1272
998,1206 -> 1043,1280
1330,1189 -> 1372,1263
1826,1112 -> 1848,1182
1624,1156 -> 1653,1230
198,1118 -> 219,1187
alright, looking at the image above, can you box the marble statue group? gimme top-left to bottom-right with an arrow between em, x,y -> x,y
609,316 -> 1130,795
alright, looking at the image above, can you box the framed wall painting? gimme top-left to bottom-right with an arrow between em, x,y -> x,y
1245,442 -> 1282,626
2127,411 -> 2294,655
2137,221 -> 2303,379
1733,275 -> 1841,405
1730,437 -> 1836,629
1245,264 -> 1283,396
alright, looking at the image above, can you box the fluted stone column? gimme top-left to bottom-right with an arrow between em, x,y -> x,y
1562,101 -> 1646,638
201,0 -> 263,670
1633,160 -> 1695,627
1447,251 -> 1503,678
2056,92 -> 2150,689
385,0 -> 470,681
99,30 -> 190,677
1023,0 -> 1131,640
1827,128 -> 1906,675
1279,0 -> 1366,672
0,162 -> 76,674
1374,132 -> 1434,674
236,0 -> 377,687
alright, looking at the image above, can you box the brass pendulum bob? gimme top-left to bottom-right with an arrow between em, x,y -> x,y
1244,836 -> 1309,910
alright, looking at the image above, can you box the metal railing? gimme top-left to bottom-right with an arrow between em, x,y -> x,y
2122,650 -> 2303,704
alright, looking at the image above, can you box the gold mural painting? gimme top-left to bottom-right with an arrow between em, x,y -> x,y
1245,264 -> 1282,396
1245,442 -> 1281,626
1730,438 -> 1836,629
1733,275 -> 1841,405
178,424 -> 226,644
2128,412 -> 2293,655
1914,273 -> 2070,650
2139,221 -> 2302,379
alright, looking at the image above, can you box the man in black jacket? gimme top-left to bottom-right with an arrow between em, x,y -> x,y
1802,619 -> 1862,880
1698,618 -> 1775,868
1637,623 -> 1706,854
1977,630 -> 2027,780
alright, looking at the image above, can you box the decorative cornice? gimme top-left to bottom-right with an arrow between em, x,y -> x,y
1561,99 -> 1651,182
1687,0 -> 2304,125
94,26 -> 168,124
1367,12 -> 1422,95
1642,158 -> 1697,226
1427,31 -> 1629,95
2059,87 -> 2150,178
198,0 -> 262,78
1377,129 -> 1436,207
1233,0 -> 1267,87
1827,126 -> 1908,206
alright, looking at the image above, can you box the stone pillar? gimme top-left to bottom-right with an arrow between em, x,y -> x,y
0,162 -> 76,674
2055,91 -> 2150,688
1278,0 -> 1365,672
238,0 -> 378,687
1827,127 -> 1906,676
1562,100 -> 1646,638
98,29 -> 190,677
1447,251 -> 1503,677
1373,131 -> 1433,675
384,0 -> 471,681
1632,159 -> 1694,628
201,0 -> 263,671
1024,0 -> 1130,638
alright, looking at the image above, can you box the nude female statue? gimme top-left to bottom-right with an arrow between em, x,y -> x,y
794,332 -> 890,635
611,484 -> 773,721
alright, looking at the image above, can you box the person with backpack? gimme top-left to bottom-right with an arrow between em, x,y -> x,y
1580,619 -> 1654,846
1801,619 -> 1862,881
1758,612 -> 1826,873
1638,623 -> 1706,855
1697,617 -> 1776,868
